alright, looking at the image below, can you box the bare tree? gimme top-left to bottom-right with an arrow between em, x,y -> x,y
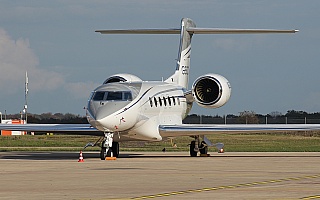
269,111 -> 283,118
238,110 -> 259,124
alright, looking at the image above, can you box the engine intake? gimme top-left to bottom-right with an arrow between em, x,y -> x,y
192,74 -> 231,108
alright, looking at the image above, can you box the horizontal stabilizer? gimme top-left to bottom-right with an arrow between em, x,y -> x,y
186,28 -> 299,34
96,28 -> 298,35
95,29 -> 181,34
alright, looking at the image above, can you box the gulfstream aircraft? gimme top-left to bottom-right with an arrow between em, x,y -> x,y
1,18 -> 320,159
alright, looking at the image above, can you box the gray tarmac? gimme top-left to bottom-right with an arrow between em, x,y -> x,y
0,151 -> 320,200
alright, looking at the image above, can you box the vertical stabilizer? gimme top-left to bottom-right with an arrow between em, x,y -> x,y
165,18 -> 195,89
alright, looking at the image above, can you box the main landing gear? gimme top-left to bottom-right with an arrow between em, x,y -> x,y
189,136 -> 224,157
100,132 -> 119,160
190,136 -> 207,157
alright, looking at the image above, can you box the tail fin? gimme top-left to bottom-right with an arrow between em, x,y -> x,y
164,18 -> 298,89
96,18 -> 298,89
165,18 -> 195,89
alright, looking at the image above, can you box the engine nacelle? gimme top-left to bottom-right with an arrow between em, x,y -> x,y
192,74 -> 231,108
103,73 -> 142,84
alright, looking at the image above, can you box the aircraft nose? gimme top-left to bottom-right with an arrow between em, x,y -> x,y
96,109 -> 136,132
87,112 -> 117,132
87,100 -> 118,121
89,109 -> 116,131
87,98 -> 136,132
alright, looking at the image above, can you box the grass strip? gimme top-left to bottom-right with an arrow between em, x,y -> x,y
0,132 -> 319,152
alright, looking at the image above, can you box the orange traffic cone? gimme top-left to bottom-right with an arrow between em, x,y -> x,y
78,151 -> 84,162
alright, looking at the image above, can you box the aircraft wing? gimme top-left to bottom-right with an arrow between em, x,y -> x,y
159,124 -> 320,137
0,124 -> 103,136
2,123 -> 320,138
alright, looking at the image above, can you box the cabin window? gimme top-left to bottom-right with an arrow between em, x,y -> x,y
158,97 -> 162,106
154,97 -> 158,107
168,97 -> 171,106
163,97 -> 167,106
149,97 -> 153,107
172,97 -> 176,105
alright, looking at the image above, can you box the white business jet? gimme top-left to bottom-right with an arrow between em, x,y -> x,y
1,18 -> 320,159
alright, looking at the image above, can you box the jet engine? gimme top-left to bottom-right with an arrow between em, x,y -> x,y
103,73 -> 142,84
192,74 -> 231,108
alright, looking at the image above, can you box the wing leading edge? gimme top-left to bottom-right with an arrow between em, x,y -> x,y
159,124 -> 320,138
0,124 -> 103,136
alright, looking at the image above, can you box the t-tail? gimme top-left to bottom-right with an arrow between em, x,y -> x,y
165,18 -> 195,89
96,18 -> 298,89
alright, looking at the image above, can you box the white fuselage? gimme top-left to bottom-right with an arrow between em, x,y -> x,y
86,81 -> 190,141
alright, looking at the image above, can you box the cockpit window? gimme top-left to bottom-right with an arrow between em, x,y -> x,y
93,91 -> 105,101
92,91 -> 132,101
123,92 -> 132,101
106,92 -> 122,100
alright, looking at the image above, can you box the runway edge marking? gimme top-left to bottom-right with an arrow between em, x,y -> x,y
131,174 -> 320,200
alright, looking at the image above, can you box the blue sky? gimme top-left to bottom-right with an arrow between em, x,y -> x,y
0,1 -> 319,116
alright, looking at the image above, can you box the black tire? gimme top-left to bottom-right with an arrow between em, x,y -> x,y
100,147 -> 106,160
190,141 -> 197,157
100,142 -> 119,159
106,148 -> 112,157
112,142 -> 119,158
199,141 -> 208,155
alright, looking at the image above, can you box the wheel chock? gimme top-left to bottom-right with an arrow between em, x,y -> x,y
105,157 -> 117,160
200,154 -> 210,157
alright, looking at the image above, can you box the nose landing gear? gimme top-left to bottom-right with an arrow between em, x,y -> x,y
99,132 -> 119,160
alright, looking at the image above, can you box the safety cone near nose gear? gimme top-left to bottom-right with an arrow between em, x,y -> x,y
78,151 -> 84,162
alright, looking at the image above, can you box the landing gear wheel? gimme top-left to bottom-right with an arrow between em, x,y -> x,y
100,141 -> 119,160
112,142 -> 119,158
100,132 -> 115,160
100,147 -> 113,160
190,141 -> 198,157
199,141 -> 208,155
106,148 -> 112,157
100,147 -> 106,160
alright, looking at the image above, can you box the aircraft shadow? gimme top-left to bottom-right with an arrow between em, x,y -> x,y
0,152 -> 97,160
0,151 -> 193,160
1,152 -> 319,160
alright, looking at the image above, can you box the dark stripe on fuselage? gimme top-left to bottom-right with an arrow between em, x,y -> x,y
116,87 -> 153,115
